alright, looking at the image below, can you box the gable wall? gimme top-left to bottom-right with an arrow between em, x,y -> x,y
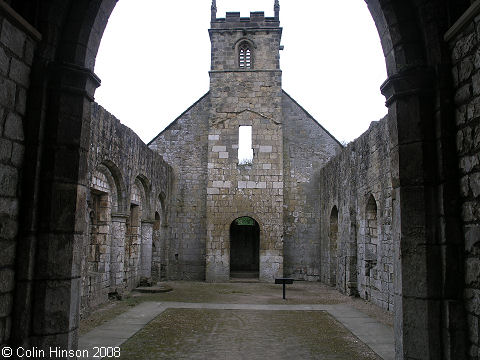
148,94 -> 211,280
282,92 -> 342,280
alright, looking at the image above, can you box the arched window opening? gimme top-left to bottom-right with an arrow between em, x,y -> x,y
239,42 -> 252,69
154,211 -> 161,231
364,194 -> 378,300
366,195 -> 378,246
329,206 -> 339,287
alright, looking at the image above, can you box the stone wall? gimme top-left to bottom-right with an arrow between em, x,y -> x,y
206,14 -> 284,282
447,5 -> 480,356
82,103 -> 172,316
317,116 -> 394,311
0,2 -> 39,347
282,91 -> 342,280
149,94 -> 210,280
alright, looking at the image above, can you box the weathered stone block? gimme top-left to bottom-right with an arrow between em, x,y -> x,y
24,39 -> 35,65
0,20 -> 25,57
471,172 -> 480,198
4,112 -> 23,141
0,240 -> 15,267
0,46 -> 9,76
9,58 -> 30,87
455,84 -> 471,105
0,78 -> 15,108
0,138 -> 12,162
16,86 -> 26,115
460,57 -> 475,82
0,197 -> 18,217
10,142 -> 23,167
466,257 -> 480,287
212,145 -> 226,152
0,269 -> 14,293
0,293 -> 12,317
0,164 -> 17,196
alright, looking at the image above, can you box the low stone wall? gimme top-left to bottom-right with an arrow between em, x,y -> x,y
0,2 -> 40,347
317,116 -> 394,311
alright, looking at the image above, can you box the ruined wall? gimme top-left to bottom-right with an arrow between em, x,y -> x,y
282,91 -> 341,280
148,94 -> 210,280
318,116 -> 394,311
0,3 -> 39,346
82,103 -> 172,316
447,6 -> 480,356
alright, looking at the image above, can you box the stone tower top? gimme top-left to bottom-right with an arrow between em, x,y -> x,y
211,0 -> 217,22
274,0 -> 280,20
210,1 -> 280,29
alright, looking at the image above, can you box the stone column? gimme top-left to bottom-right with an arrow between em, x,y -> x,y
13,61 -> 100,350
110,214 -> 127,292
140,221 -> 154,280
380,67 -> 464,359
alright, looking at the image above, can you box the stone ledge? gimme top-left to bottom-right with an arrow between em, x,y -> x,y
0,0 -> 41,41
445,0 -> 480,42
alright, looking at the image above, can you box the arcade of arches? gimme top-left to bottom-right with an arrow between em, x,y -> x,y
0,0 -> 479,359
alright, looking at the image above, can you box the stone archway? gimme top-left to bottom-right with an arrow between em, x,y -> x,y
4,0 -> 471,357
230,217 -> 260,279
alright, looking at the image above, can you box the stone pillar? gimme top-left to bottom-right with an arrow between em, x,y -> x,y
381,67 -> 446,360
140,221 -> 154,279
14,61 -> 100,350
110,215 -> 127,292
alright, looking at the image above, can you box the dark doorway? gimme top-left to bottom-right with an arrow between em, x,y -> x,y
230,217 -> 260,279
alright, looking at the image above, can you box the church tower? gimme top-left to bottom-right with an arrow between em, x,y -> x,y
206,1 -> 284,282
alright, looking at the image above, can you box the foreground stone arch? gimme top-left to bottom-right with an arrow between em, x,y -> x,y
1,0 -> 473,358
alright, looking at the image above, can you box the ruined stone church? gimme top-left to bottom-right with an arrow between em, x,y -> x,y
81,0 -> 399,319
1,0 -> 480,358
148,1 -> 342,283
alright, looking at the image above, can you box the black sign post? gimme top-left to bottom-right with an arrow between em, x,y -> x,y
275,278 -> 294,300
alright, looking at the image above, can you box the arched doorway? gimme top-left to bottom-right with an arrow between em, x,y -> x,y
230,217 -> 260,279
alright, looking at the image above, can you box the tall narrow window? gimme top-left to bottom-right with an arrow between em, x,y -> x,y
238,126 -> 253,165
239,43 -> 252,69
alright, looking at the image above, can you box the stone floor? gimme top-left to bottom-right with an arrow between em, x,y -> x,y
78,281 -> 394,360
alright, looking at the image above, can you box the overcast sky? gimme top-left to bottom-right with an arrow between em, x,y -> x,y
94,0 -> 388,144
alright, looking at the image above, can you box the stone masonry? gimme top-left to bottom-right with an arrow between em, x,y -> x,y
149,6 -> 341,283
0,2 -> 40,347
82,103 -> 172,317
317,117 -> 394,311
2,0 -> 480,358
447,6 -> 480,356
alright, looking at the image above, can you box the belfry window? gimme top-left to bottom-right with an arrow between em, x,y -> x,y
239,43 -> 252,69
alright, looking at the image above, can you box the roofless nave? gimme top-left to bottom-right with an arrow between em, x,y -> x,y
0,0 -> 479,359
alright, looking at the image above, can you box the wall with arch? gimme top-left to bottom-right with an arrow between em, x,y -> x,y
317,115 -> 394,311
0,0 -> 478,357
82,103 -> 173,316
